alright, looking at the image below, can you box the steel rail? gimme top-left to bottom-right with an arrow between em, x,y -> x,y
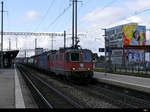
23,64 -> 132,108
70,83 -> 137,108
17,66 -> 53,108
91,84 -> 150,108
29,71 -> 84,109
20,65 -> 84,109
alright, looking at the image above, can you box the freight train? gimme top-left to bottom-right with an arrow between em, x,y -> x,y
22,47 -> 94,82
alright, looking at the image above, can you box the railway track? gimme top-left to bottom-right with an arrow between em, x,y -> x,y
18,64 -> 150,108
47,74 -> 150,108
38,69 -> 150,108
75,83 -> 150,108
17,65 -> 84,109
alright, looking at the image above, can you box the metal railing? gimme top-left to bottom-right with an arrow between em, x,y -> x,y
94,62 -> 150,75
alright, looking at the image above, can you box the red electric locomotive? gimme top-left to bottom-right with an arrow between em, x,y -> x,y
47,48 -> 93,81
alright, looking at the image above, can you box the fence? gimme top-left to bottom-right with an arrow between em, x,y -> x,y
109,63 -> 150,74
94,62 -> 150,74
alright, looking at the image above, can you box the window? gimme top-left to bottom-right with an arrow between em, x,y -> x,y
71,53 -> 80,61
82,52 -> 91,62
56,55 -> 58,60
60,54 -> 63,60
47,55 -> 51,61
66,53 -> 70,61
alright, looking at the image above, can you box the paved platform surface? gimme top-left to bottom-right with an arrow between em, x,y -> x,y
0,68 -> 37,108
94,72 -> 150,93
0,69 -> 15,108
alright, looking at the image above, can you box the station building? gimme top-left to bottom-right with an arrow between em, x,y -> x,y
105,23 -> 146,65
0,50 -> 19,68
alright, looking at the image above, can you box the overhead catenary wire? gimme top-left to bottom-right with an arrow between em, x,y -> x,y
86,6 -> 150,33
98,0 -> 119,13
50,2 -> 72,32
36,0 -> 85,47
64,0 -> 119,40
52,7 -> 72,34
118,7 -> 150,24
33,0 -> 55,47
77,0 -> 119,30
46,3 -> 72,30
34,0 -> 55,32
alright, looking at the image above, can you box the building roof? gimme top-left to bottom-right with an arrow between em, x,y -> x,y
0,50 -> 19,59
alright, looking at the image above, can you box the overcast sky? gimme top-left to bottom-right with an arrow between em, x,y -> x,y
1,0 -> 150,57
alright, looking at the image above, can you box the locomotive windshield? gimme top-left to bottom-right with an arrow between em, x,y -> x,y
82,52 -> 92,62
66,52 -> 80,61
71,53 -> 80,61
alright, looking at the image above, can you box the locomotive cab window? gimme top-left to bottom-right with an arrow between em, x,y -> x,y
66,53 -> 70,61
71,53 -> 79,61
60,54 -> 63,60
56,55 -> 58,60
83,52 -> 92,62
48,55 -> 51,61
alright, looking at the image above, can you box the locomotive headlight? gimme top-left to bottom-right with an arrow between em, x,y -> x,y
88,68 -> 90,70
72,68 -> 76,70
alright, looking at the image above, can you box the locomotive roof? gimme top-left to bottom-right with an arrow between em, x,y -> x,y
30,47 -> 92,58
55,47 -> 92,54
65,49 -> 92,53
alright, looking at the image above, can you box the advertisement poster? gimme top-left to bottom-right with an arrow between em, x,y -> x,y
123,24 -> 146,64
106,25 -> 123,47
123,25 -> 146,46
125,49 -> 144,64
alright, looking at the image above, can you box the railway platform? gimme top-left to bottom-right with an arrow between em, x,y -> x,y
94,72 -> 150,94
0,68 -> 37,108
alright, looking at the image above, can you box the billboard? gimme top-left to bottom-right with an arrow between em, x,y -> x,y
106,25 -> 123,47
123,24 -> 146,46
123,24 -> 146,64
